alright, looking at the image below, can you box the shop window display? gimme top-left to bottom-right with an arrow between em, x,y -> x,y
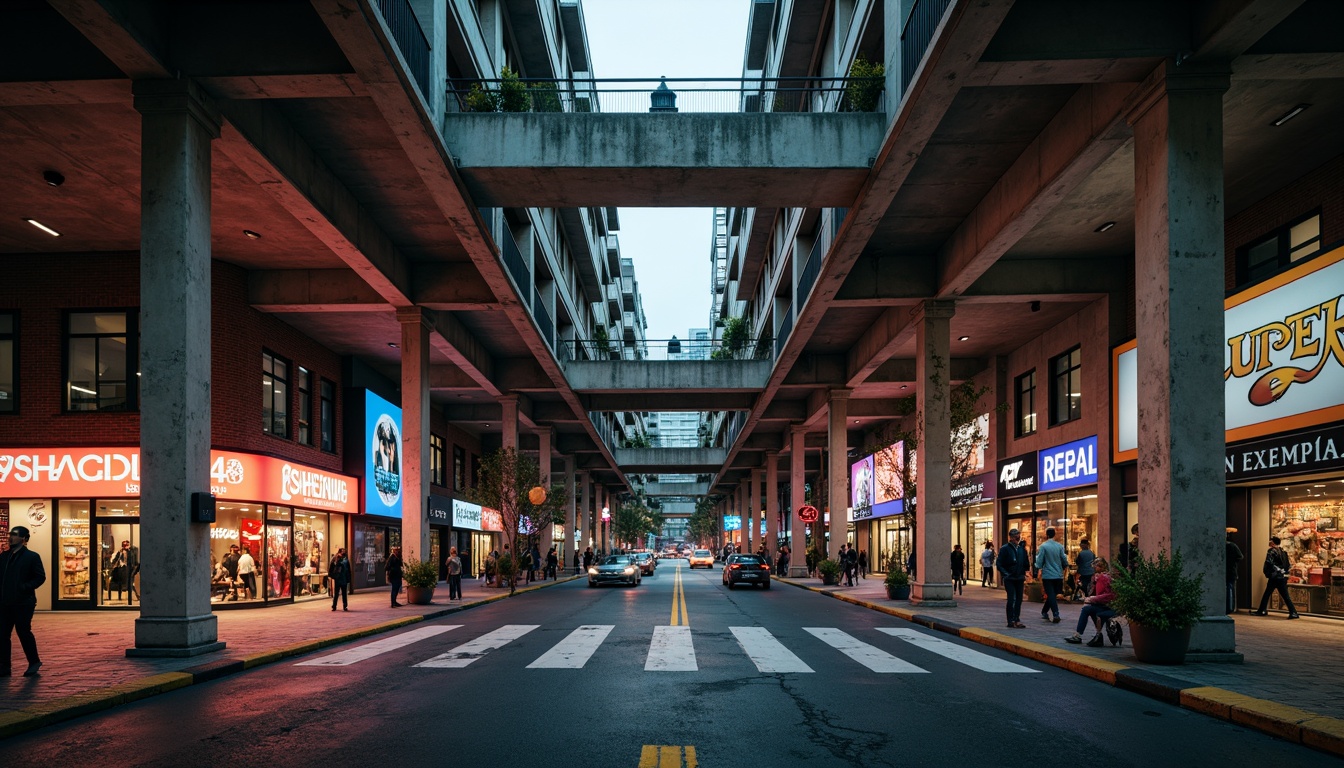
292,510 -> 332,599
98,522 -> 140,606
212,504 -> 267,604
58,501 -> 90,600
1269,481 -> 1344,615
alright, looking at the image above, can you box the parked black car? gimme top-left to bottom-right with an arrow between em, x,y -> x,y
723,554 -> 771,589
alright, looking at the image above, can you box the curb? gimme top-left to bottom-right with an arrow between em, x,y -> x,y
0,575 -> 581,741
775,577 -> 1344,758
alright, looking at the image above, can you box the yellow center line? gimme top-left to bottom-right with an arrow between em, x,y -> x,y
669,563 -> 691,627
637,746 -> 697,768
679,565 -> 689,627
669,565 -> 681,626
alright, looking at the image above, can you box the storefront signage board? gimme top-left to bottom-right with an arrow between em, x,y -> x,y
1038,436 -> 1099,492
480,507 -> 504,532
364,390 -> 404,519
723,515 -> 741,531
850,454 -> 875,511
1114,245 -> 1344,461
0,447 -> 358,514
996,451 -> 1039,499
951,471 -> 997,506
427,494 -> 452,524
450,499 -> 482,530
1226,422 -> 1344,483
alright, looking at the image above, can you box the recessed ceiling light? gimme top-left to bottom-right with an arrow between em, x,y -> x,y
1271,104 -> 1310,127
388,342 -> 400,349
900,385 -> 908,390
1094,221 -> 1116,233
243,229 -> 262,240
958,336 -> 970,342
43,170 -> 64,187
25,218 -> 61,237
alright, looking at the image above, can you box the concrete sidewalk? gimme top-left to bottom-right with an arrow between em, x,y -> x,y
777,574 -> 1344,757
0,572 -> 581,739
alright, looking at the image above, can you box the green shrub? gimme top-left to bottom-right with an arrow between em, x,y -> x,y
1109,549 -> 1205,631
884,568 -> 909,588
529,81 -> 562,112
498,67 -> 531,112
403,558 -> 439,589
817,559 -> 842,578
846,54 -> 885,112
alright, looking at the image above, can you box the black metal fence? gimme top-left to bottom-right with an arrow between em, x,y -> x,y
501,227 -> 530,294
560,337 -> 773,362
901,0 -> 953,94
374,0 -> 430,98
448,77 -> 885,115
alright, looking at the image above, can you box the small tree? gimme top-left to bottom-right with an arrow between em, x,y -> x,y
845,54 -> 886,112
712,316 -> 750,360
467,447 -> 568,595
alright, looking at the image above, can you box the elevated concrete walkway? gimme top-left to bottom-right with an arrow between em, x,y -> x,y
444,112 -> 885,207
567,359 -> 771,411
640,481 -> 711,496
613,447 -> 727,473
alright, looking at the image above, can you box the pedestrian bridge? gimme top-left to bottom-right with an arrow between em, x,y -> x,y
613,448 -> 727,473
564,359 -> 771,412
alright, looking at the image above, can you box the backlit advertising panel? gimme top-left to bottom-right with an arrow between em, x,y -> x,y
364,390 -> 403,519
723,515 -> 742,531
850,455 -> 875,512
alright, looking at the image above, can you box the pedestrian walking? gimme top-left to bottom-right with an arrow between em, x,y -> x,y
777,545 -> 790,576
950,544 -> 965,596
1076,538 -> 1096,597
445,547 -> 463,601
1226,529 -> 1243,614
530,544 -> 542,583
1253,536 -> 1299,618
582,546 -> 594,572
906,545 -> 917,580
237,545 -> 257,600
858,549 -> 867,579
329,548 -> 352,611
844,545 -> 858,587
1118,524 -> 1139,572
0,526 -> 45,677
546,547 -> 559,580
387,546 -> 404,607
980,542 -> 995,587
1034,527 -> 1068,624
805,548 -> 816,577
997,528 -> 1029,628
1065,558 -> 1118,647
222,545 -> 242,601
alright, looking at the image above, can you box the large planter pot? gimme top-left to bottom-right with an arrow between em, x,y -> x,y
406,585 -> 436,605
886,584 -> 911,600
1128,622 -> 1192,664
1025,582 -> 1044,603
821,573 -> 839,586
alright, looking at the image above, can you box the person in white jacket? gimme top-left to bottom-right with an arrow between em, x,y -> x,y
1033,527 -> 1068,624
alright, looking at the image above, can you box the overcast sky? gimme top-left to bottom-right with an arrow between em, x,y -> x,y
582,0 -> 751,343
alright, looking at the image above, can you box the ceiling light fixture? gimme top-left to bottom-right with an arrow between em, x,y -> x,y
958,335 -> 970,342
25,218 -> 61,237
243,229 -> 262,240
43,170 -> 65,187
1030,300 -> 1041,312
1271,104 -> 1310,127
1094,221 -> 1116,233
387,342 -> 400,349
900,385 -> 908,390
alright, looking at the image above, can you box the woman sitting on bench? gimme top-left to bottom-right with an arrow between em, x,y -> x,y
1064,557 -> 1117,647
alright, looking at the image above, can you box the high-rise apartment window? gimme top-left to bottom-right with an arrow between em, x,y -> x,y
297,366 -> 313,445
320,379 -> 336,452
1014,370 -> 1036,437
453,445 -> 466,491
0,313 -> 15,413
262,351 -> 289,437
1049,347 -> 1082,426
66,311 -> 136,412
1236,211 -> 1323,288
430,433 -> 446,487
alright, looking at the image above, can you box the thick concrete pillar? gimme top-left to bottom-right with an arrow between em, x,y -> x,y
766,451 -> 780,560
913,300 -> 957,607
1129,62 -> 1235,655
826,389 -> 851,561
564,455 -> 575,565
579,471 -> 591,552
130,80 -> 223,657
398,308 -> 432,562
790,426 -> 808,575
499,394 -> 520,451
537,427 -> 553,488
748,470 -> 760,553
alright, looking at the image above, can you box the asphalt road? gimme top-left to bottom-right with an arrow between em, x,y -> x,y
0,559 -> 1321,767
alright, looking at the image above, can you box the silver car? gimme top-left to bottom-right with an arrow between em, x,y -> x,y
588,555 -> 642,587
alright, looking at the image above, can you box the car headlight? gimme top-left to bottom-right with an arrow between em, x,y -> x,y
623,567 -> 635,574
588,568 -> 598,575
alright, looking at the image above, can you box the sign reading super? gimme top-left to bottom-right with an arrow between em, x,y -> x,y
1038,436 -> 1098,492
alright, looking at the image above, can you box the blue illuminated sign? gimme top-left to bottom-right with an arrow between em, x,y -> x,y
723,515 -> 742,531
1038,435 -> 1099,492
364,390 -> 403,518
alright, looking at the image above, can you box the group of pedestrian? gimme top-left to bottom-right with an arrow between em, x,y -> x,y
774,545 -> 790,576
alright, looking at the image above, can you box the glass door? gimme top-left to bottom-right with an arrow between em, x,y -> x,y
264,522 -> 292,601
98,521 -> 141,607
57,501 -> 92,605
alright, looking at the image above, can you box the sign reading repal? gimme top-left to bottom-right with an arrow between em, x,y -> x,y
1038,436 -> 1098,492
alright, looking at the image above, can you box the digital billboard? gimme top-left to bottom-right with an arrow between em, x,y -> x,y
364,390 -> 403,519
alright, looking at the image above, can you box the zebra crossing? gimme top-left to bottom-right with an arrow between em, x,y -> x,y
297,623 -> 1040,675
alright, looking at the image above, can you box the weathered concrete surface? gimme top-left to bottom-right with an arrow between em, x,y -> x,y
564,359 -> 771,393
613,448 -> 728,473
444,112 -> 885,207
640,481 -> 711,497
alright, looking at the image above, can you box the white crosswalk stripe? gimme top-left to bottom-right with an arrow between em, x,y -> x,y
646,625 -> 697,671
730,626 -> 814,673
877,628 -> 1040,673
803,627 -> 928,673
527,625 -> 614,669
415,624 -> 539,668
295,625 -> 461,667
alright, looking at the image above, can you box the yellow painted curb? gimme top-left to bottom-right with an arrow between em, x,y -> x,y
1180,686 -> 1259,720
1300,717 -> 1344,758
1228,697 -> 1317,743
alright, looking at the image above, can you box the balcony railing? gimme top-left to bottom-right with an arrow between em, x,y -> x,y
448,77 -> 884,115
901,0 -> 953,94
726,411 -> 747,450
501,227 -> 530,295
562,337 -> 771,362
374,0 -> 431,98
533,287 -> 554,349
797,234 -> 824,309
775,305 -> 793,359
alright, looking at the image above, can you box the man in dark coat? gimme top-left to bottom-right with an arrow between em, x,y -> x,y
386,546 -> 404,607
997,528 -> 1030,629
0,526 -> 46,676
329,548 -> 352,611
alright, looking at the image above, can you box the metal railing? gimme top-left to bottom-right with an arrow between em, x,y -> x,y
775,305 -> 793,359
797,234 -> 824,309
726,411 -> 747,450
501,227 -> 530,295
374,0 -> 431,98
901,0 -> 953,94
448,76 -> 885,115
533,287 -> 554,349
562,337 -> 771,362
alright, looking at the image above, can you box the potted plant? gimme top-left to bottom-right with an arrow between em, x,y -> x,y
1109,549 -> 1205,664
403,558 -> 439,605
496,554 -> 516,589
845,54 -> 885,112
884,567 -> 910,600
817,558 -> 842,586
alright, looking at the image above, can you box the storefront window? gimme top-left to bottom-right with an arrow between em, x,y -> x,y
212,504 -> 267,604
1003,490 -> 1097,579
95,500 -> 139,516
98,521 -> 139,607
57,501 -> 90,600
1269,481 -> 1344,615
868,517 -> 910,573
265,519 -> 291,600
961,502 -> 993,581
293,510 -> 329,599
353,520 -> 389,589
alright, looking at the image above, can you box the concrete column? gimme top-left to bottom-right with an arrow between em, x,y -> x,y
579,471 -> 591,551
826,389 -> 851,561
398,307 -> 433,562
748,470 -> 760,554
738,482 -> 747,551
790,426 -> 808,576
534,430 -> 551,556
130,80 -> 224,657
912,300 -> 957,606
499,394 -> 520,451
766,451 -> 780,560
1130,62 -> 1235,655
883,0 -> 903,122
564,456 -> 576,566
